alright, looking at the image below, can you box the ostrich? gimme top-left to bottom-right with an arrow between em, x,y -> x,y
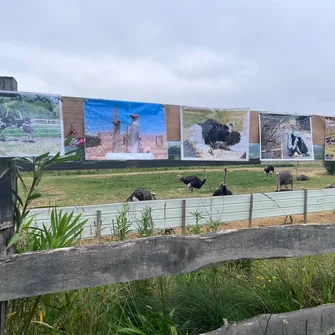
198,119 -> 241,149
264,165 -> 275,178
177,167 -> 207,193
16,111 -> 34,142
277,170 -> 293,190
275,172 -> 293,224
295,168 -> 309,181
125,188 -> 156,202
286,126 -> 310,157
325,182 -> 335,189
128,114 -> 140,153
212,168 -> 233,196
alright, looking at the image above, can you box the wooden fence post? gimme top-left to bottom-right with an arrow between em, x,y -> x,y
181,199 -> 186,234
0,76 -> 18,335
96,210 -> 102,239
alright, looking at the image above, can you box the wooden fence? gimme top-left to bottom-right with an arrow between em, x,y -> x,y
28,188 -> 335,238
1,224 -> 335,334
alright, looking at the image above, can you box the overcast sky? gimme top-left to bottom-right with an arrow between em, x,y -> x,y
1,0 -> 334,115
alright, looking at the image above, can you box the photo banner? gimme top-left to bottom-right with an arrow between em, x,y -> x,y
0,91 -> 63,158
325,116 -> 335,160
180,107 -> 250,161
259,112 -> 314,161
84,99 -> 168,160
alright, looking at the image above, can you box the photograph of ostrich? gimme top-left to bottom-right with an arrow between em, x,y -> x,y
84,99 -> 168,160
177,166 -> 207,193
212,168 -> 233,196
259,113 -> 314,161
325,116 -> 335,160
125,188 -> 157,202
0,92 -> 62,157
275,172 -> 293,224
181,107 -> 249,161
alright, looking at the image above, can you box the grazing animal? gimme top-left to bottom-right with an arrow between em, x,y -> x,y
212,168 -> 233,196
295,168 -> 309,181
287,126 -> 310,157
277,170 -> 293,190
325,182 -> 335,189
275,172 -> 293,224
198,119 -> 241,149
177,167 -> 207,193
264,165 -> 275,178
128,114 -> 140,153
125,188 -> 156,202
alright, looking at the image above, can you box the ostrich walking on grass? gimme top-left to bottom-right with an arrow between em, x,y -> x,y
177,167 -> 207,193
0,110 -> 15,141
212,168 -> 233,196
277,170 -> 293,190
264,165 -> 274,178
275,172 -> 293,224
125,188 -> 156,202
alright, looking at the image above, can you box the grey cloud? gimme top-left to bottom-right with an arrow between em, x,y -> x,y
1,0 -> 335,115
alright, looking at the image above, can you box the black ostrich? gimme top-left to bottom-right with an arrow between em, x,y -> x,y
125,188 -> 156,202
177,167 -> 207,193
264,165 -> 275,178
275,172 -> 293,224
212,168 -> 233,196
198,119 -> 241,149
16,111 -> 35,142
295,168 -> 309,181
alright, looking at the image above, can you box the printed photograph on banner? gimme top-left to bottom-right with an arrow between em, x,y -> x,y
0,91 -> 63,157
84,99 -> 168,160
325,116 -> 335,160
180,107 -> 250,161
259,113 -> 314,161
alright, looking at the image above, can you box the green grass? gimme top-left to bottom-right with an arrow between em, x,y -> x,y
22,163 -> 331,207
7,254 -> 335,335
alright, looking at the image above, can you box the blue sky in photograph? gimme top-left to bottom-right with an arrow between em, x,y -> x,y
85,98 -> 167,135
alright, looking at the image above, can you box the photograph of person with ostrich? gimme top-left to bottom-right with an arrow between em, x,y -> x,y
180,107 -> 250,161
259,112 -> 314,161
84,98 -> 168,160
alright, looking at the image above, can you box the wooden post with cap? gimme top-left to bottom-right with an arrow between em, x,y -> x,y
0,76 -> 18,335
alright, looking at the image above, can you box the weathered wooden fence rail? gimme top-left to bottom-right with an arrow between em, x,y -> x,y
1,224 -> 335,334
28,188 -> 335,238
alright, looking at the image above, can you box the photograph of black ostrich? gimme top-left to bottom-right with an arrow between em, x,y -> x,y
275,172 -> 293,224
277,170 -> 293,190
198,119 -> 241,150
125,188 -> 156,202
295,168 -> 309,181
16,111 -> 35,142
212,168 -> 233,196
287,126 -> 310,157
264,165 -> 275,178
177,167 -> 207,193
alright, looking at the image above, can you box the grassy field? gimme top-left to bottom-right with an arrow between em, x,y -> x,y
22,162 -> 333,208
7,161 -> 335,334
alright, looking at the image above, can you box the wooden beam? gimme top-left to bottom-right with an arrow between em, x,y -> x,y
201,303 -> 335,335
0,76 -> 17,335
248,193 -> 253,228
1,224 -> 335,302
